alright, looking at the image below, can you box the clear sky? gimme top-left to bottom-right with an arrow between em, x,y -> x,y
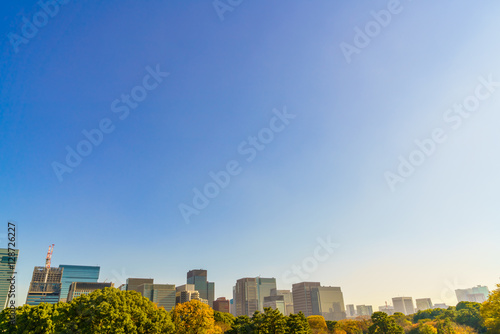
1,0 -> 499,309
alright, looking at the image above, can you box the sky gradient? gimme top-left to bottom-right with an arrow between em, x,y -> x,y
1,0 -> 500,309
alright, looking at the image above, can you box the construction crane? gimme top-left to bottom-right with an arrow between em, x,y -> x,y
44,244 -> 54,284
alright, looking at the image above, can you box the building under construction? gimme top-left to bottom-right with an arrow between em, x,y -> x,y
25,244 -> 62,305
25,266 -> 63,305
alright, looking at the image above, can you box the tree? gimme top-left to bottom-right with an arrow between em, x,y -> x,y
171,299 -> 222,334
307,315 -> 328,334
287,312 -> 311,334
63,287 -> 175,333
481,283 -> 500,333
454,302 -> 485,332
0,288 -> 175,334
227,315 -> 252,334
369,312 -> 404,334
214,311 -> 235,332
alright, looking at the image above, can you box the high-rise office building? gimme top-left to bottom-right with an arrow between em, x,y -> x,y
26,267 -> 63,305
0,248 -> 18,311
59,265 -> 100,302
176,284 -> 202,304
311,286 -> 346,321
292,282 -> 321,317
346,304 -> 356,318
213,297 -> 230,313
379,305 -> 395,315
264,295 -> 286,315
392,297 -> 415,315
271,289 -> 293,315
234,277 -> 276,316
455,286 -> 490,303
356,305 -> 373,317
187,269 -> 215,307
67,282 -> 113,302
138,283 -> 176,311
125,278 -> 154,293
416,298 -> 433,311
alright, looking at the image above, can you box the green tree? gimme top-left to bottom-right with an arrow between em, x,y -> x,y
369,312 -> 404,334
214,311 -> 236,332
481,284 -> 500,334
454,301 -> 485,332
287,312 -> 311,334
0,288 -> 175,334
227,315 -> 253,334
64,287 -> 175,333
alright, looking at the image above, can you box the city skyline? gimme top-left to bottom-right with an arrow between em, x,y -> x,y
5,250 -> 495,313
2,0 -> 500,318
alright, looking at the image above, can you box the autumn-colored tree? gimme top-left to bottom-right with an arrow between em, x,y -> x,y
307,315 -> 328,334
481,283 -> 500,333
171,299 -> 223,334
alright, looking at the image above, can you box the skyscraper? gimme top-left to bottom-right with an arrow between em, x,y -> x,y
292,282 -> 321,317
59,265 -> 100,302
271,289 -> 293,315
356,305 -> 373,317
346,304 -> 356,318
264,295 -> 286,314
176,284 -> 203,304
26,267 -> 63,305
415,298 -> 433,311
67,282 -> 113,302
234,277 -> 276,316
392,297 -> 415,315
0,248 -> 18,311
125,278 -> 154,292
455,286 -> 490,303
213,297 -> 230,313
138,283 -> 176,311
187,269 -> 215,307
311,286 -> 346,321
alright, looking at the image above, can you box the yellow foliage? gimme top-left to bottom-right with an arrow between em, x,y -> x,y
171,300 -> 221,334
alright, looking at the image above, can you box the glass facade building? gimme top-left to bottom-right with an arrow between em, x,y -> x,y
311,286 -> 346,321
0,248 -> 18,311
187,269 -> 215,307
59,265 -> 100,302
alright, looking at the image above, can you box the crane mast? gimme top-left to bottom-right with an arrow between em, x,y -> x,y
44,244 -> 54,284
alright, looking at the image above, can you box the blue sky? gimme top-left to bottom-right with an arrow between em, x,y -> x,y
1,0 -> 500,308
